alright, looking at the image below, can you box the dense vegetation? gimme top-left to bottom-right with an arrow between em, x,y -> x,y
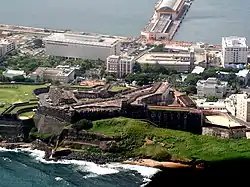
125,62 -> 178,86
72,119 -> 93,131
206,96 -> 219,102
90,118 -> 250,162
0,56 -> 106,82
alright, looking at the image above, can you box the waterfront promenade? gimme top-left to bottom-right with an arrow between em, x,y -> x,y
0,24 -> 128,41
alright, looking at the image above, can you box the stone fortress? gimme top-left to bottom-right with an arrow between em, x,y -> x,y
33,81 -> 249,139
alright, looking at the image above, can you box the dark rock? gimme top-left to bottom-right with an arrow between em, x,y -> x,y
61,151 -> 126,164
31,139 -> 51,160
52,149 -> 72,158
5,144 -> 18,149
99,141 -> 118,152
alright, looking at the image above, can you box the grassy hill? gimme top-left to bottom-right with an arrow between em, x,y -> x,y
0,84 -> 45,113
90,118 -> 250,162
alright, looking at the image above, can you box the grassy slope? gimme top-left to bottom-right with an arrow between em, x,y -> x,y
109,86 -> 128,92
91,117 -> 250,162
0,84 -> 44,113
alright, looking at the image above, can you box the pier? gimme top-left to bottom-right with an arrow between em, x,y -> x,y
141,0 -> 193,42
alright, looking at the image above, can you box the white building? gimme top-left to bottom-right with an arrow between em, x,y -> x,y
3,69 -> 26,78
195,99 -> 227,112
43,33 -> 121,61
106,55 -> 134,77
221,36 -> 248,67
225,93 -> 250,122
196,78 -> 228,98
236,69 -> 250,86
0,39 -> 16,57
136,51 -> 196,73
29,66 -> 75,83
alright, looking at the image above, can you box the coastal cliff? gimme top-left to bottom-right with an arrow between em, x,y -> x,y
29,117 -> 250,166
2,117 -> 250,186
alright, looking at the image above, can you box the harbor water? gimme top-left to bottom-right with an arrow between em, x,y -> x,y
0,148 -> 159,187
174,0 -> 250,44
0,0 -> 249,44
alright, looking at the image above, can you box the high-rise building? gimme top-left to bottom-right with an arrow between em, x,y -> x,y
225,93 -> 250,122
0,39 -> 16,57
106,55 -> 134,77
43,33 -> 121,61
221,36 -> 248,67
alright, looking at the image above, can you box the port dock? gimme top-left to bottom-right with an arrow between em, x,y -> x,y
141,0 -> 193,42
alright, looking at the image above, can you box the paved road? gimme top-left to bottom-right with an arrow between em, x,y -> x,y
38,93 -> 50,107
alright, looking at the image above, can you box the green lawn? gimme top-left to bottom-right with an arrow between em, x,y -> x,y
90,118 -> 250,162
109,86 -> 128,92
70,85 -> 93,89
10,104 -> 38,114
0,84 -> 45,113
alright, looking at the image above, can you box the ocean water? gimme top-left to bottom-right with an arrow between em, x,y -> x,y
0,0 -> 156,37
0,148 -> 160,187
0,0 -> 249,44
173,0 -> 250,44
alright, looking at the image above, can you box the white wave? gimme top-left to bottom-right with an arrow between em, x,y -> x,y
83,173 -> 98,179
0,147 -> 21,153
55,177 -> 63,181
2,157 -> 11,162
0,147 -> 159,181
75,161 -> 119,175
21,148 -> 119,175
106,163 -> 160,178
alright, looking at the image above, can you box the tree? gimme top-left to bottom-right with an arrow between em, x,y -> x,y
125,73 -> 154,86
105,75 -> 115,83
206,96 -> 218,102
185,74 -> 201,85
72,119 -> 93,131
133,62 -> 141,73
12,75 -> 25,82
201,68 -> 218,80
184,85 -> 197,94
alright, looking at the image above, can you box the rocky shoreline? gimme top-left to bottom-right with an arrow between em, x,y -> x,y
0,140 -> 202,170
60,151 -> 127,165
0,140 -> 128,164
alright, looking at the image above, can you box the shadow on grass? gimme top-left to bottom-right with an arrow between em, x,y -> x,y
146,158 -> 250,186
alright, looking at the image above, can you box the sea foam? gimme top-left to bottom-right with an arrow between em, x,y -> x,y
0,147 -> 160,181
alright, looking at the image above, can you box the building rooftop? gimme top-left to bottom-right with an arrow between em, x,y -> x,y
137,52 -> 195,65
197,78 -> 228,87
196,99 -> 226,108
43,33 -> 120,47
156,0 -> 183,12
191,66 -> 205,74
107,55 -> 134,62
3,69 -> 25,78
222,36 -> 247,48
205,114 -> 242,128
29,67 -> 75,77
151,15 -> 171,33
